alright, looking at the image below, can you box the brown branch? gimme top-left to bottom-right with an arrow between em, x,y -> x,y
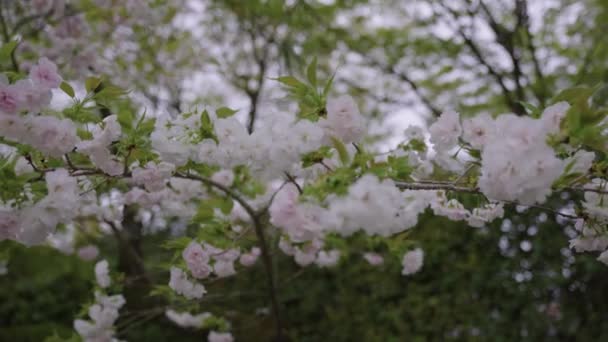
284,172 -> 303,194
245,27 -> 271,134
175,171 -> 285,340
393,181 -> 582,220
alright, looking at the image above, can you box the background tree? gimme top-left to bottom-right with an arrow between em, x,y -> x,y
1,0 -> 608,341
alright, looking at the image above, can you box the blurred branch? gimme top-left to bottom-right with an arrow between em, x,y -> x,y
11,9 -> 53,35
363,57 -> 442,117
437,1 -> 523,114
0,3 -> 19,72
394,181 -> 581,219
518,0 -> 548,106
478,1 -> 527,105
245,26 -> 270,134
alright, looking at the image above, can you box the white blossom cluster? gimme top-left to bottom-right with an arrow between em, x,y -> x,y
401,248 -> 424,276
74,262 -> 125,342
569,180 -> 608,264
166,309 -> 235,342
165,309 -> 211,329
179,240 -> 262,286
327,175 -> 436,237
430,103 -> 574,205
74,292 -> 126,342
208,331 -> 235,342
270,175 -> 436,241
152,96 -> 365,181
431,194 -> 505,228
278,236 -> 341,268
1,169 -> 81,246
76,115 -> 124,176
0,58 -> 79,158
95,259 -> 111,288
169,266 -> 207,299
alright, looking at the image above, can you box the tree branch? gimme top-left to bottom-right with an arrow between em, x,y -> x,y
363,57 -> 442,117
175,171 -> 286,340
0,3 -> 19,72
393,181 -> 581,220
518,0 -> 548,106
478,1 -> 527,105
437,2 -> 522,114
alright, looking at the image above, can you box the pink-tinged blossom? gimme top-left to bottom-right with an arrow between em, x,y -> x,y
269,184 -> 328,242
131,161 -> 175,192
315,250 -> 340,268
294,248 -> 317,266
432,198 -> 469,221
429,110 -> 462,151
597,250 -> 608,265
29,57 -> 62,89
77,245 -> 100,261
0,77 -> 22,114
32,0 -> 55,13
95,260 -> 111,288
14,79 -> 52,113
321,95 -> 365,143
239,247 -> 261,267
73,291 -> 125,342
211,169 -> 235,187
166,309 -> 211,329
402,248 -> 424,276
293,240 -> 323,267
278,237 -> 295,256
15,169 -> 79,246
0,113 -> 26,140
23,115 -> 79,157
269,184 -> 299,228
363,252 -> 384,266
540,101 -> 570,135
462,113 -> 495,149
208,331 -> 234,342
169,266 -> 206,299
182,241 -> 211,279
0,209 -> 20,241
213,248 -> 240,278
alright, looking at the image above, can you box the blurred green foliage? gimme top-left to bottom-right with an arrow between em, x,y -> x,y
3,208 -> 608,341
2,0 -> 608,341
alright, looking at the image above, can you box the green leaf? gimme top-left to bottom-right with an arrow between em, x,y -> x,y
323,72 -> 335,98
330,136 -> 350,165
199,110 -> 217,142
553,86 -> 595,106
275,76 -> 306,88
0,40 -> 18,64
117,110 -> 134,130
306,57 -> 318,87
193,201 -> 214,223
518,101 -> 540,118
591,83 -> 608,109
161,236 -> 192,250
85,77 -> 102,93
301,146 -> 332,168
60,81 -> 75,98
94,85 -> 128,100
76,128 -> 94,140
216,107 -> 238,118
